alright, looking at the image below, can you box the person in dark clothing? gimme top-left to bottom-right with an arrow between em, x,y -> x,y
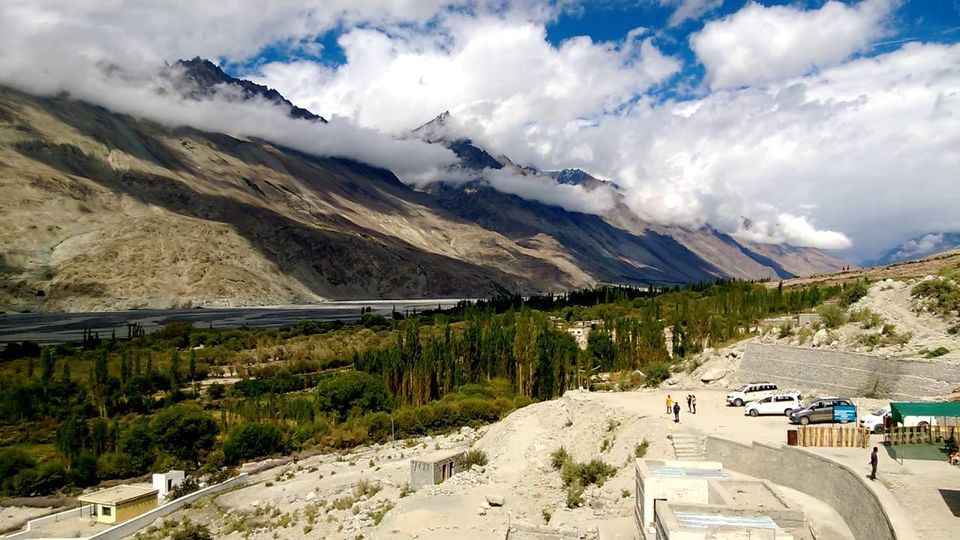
673,402 -> 681,423
869,446 -> 879,480
691,395 -> 697,414
686,394 -> 692,413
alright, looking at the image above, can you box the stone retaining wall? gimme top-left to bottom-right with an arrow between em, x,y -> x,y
704,437 -> 896,540
737,343 -> 960,399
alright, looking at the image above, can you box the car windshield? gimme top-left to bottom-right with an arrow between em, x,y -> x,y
735,385 -> 748,392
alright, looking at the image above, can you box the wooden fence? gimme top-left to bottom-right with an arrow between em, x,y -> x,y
796,426 -> 870,448
886,425 -> 960,446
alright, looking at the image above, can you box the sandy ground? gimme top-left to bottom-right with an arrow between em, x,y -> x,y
0,506 -> 53,534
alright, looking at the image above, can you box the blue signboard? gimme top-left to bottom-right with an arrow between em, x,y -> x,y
833,404 -> 857,423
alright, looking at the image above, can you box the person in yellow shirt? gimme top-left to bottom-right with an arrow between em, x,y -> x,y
666,394 -> 673,414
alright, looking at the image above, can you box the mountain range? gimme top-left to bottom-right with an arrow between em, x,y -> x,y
0,59 -> 847,312
867,233 -> 960,267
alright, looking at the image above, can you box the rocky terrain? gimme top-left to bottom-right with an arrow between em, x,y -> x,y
668,271 -> 960,391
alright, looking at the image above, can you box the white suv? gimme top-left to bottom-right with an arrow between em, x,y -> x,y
726,382 -> 779,407
745,393 -> 802,417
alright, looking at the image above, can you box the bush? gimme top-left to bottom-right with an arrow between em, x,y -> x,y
460,449 -> 488,468
550,447 -> 570,470
922,347 -> 950,358
206,383 -> 225,400
69,452 -> 98,487
839,280 -> 869,307
634,439 -> 649,458
150,405 -> 218,463
816,304 -> 847,329
566,479 -> 584,508
644,363 -> 671,387
97,453 -> 137,480
850,308 -> 882,329
314,371 -> 391,421
223,423 -> 284,465
0,448 -> 35,487
911,279 -> 960,315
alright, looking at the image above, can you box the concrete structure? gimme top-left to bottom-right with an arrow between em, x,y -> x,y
410,450 -> 465,489
704,436 -> 896,540
653,501 -> 804,540
152,470 -> 185,501
635,460 -> 810,540
737,343 -> 960,399
78,484 -> 158,524
635,460 -> 728,535
563,320 -> 603,350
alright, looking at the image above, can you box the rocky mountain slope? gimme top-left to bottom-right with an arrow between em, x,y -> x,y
0,62 -> 846,312
867,232 -> 960,267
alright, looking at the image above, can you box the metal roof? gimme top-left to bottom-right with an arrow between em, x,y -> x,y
891,401 -> 960,424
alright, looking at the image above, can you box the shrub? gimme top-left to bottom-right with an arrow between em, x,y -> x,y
69,452 -> 98,487
206,383 -> 225,400
224,423 -> 284,465
150,404 -> 218,463
644,363 -> 671,387
850,308 -> 882,329
550,447 -> 570,470
0,448 -> 35,487
816,304 -> 847,329
922,347 -> 950,358
314,371 -> 391,421
777,323 -> 794,339
911,279 -> 960,315
565,480 -> 584,508
839,280 -> 870,307
634,439 -> 649,458
460,449 -> 488,468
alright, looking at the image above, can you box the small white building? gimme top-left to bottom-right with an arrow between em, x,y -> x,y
410,450 -> 465,489
635,459 -> 810,540
152,470 -> 185,502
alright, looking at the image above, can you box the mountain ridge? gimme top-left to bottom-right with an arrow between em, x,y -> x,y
0,64 -> 847,312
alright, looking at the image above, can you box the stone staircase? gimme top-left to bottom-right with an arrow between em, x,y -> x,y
670,432 -> 707,461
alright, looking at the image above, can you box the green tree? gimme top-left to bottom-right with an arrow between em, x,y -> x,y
150,405 -> 218,463
169,350 -> 181,387
40,347 -> 55,385
56,415 -> 89,466
118,419 -> 155,473
223,423 -> 284,465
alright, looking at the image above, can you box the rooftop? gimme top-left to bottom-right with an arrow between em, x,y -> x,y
78,484 -> 157,505
674,511 -> 778,530
650,465 -> 729,479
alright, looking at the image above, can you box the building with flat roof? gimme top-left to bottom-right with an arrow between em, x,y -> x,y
410,449 -> 466,489
635,459 -> 810,540
153,469 -> 185,501
78,484 -> 158,524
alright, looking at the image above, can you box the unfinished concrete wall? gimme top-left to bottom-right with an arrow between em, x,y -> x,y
704,437 -> 896,540
410,451 -> 465,489
736,343 -> 960,399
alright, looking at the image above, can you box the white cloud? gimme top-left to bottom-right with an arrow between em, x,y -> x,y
735,214 -> 852,250
893,233 -> 946,259
691,0 -> 897,89
660,0 -> 723,27
483,169 -> 617,215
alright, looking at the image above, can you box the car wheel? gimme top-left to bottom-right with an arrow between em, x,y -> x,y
784,409 -> 793,417
749,409 -> 759,417
799,416 -> 810,425
734,399 -> 744,407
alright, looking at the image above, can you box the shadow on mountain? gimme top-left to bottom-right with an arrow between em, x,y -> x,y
428,183 -> 723,285
716,232 -> 795,279
14,140 -> 528,299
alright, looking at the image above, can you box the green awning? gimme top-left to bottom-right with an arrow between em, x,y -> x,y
890,401 -> 960,424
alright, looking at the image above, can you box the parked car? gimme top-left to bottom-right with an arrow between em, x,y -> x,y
726,382 -> 779,407
744,393 -> 802,417
859,406 -> 935,433
789,398 -> 855,425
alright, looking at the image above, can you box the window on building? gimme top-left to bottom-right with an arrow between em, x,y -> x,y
101,505 -> 112,516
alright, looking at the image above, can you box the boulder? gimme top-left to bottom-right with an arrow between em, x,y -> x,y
485,494 -> 505,507
812,329 -> 830,347
700,367 -> 727,383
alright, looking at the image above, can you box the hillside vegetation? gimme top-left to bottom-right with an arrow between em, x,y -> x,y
0,280 -> 842,498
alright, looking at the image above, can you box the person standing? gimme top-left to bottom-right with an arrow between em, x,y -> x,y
691,394 -> 697,414
673,401 -> 681,423
666,394 -> 673,415
869,446 -> 879,480
686,394 -> 692,413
